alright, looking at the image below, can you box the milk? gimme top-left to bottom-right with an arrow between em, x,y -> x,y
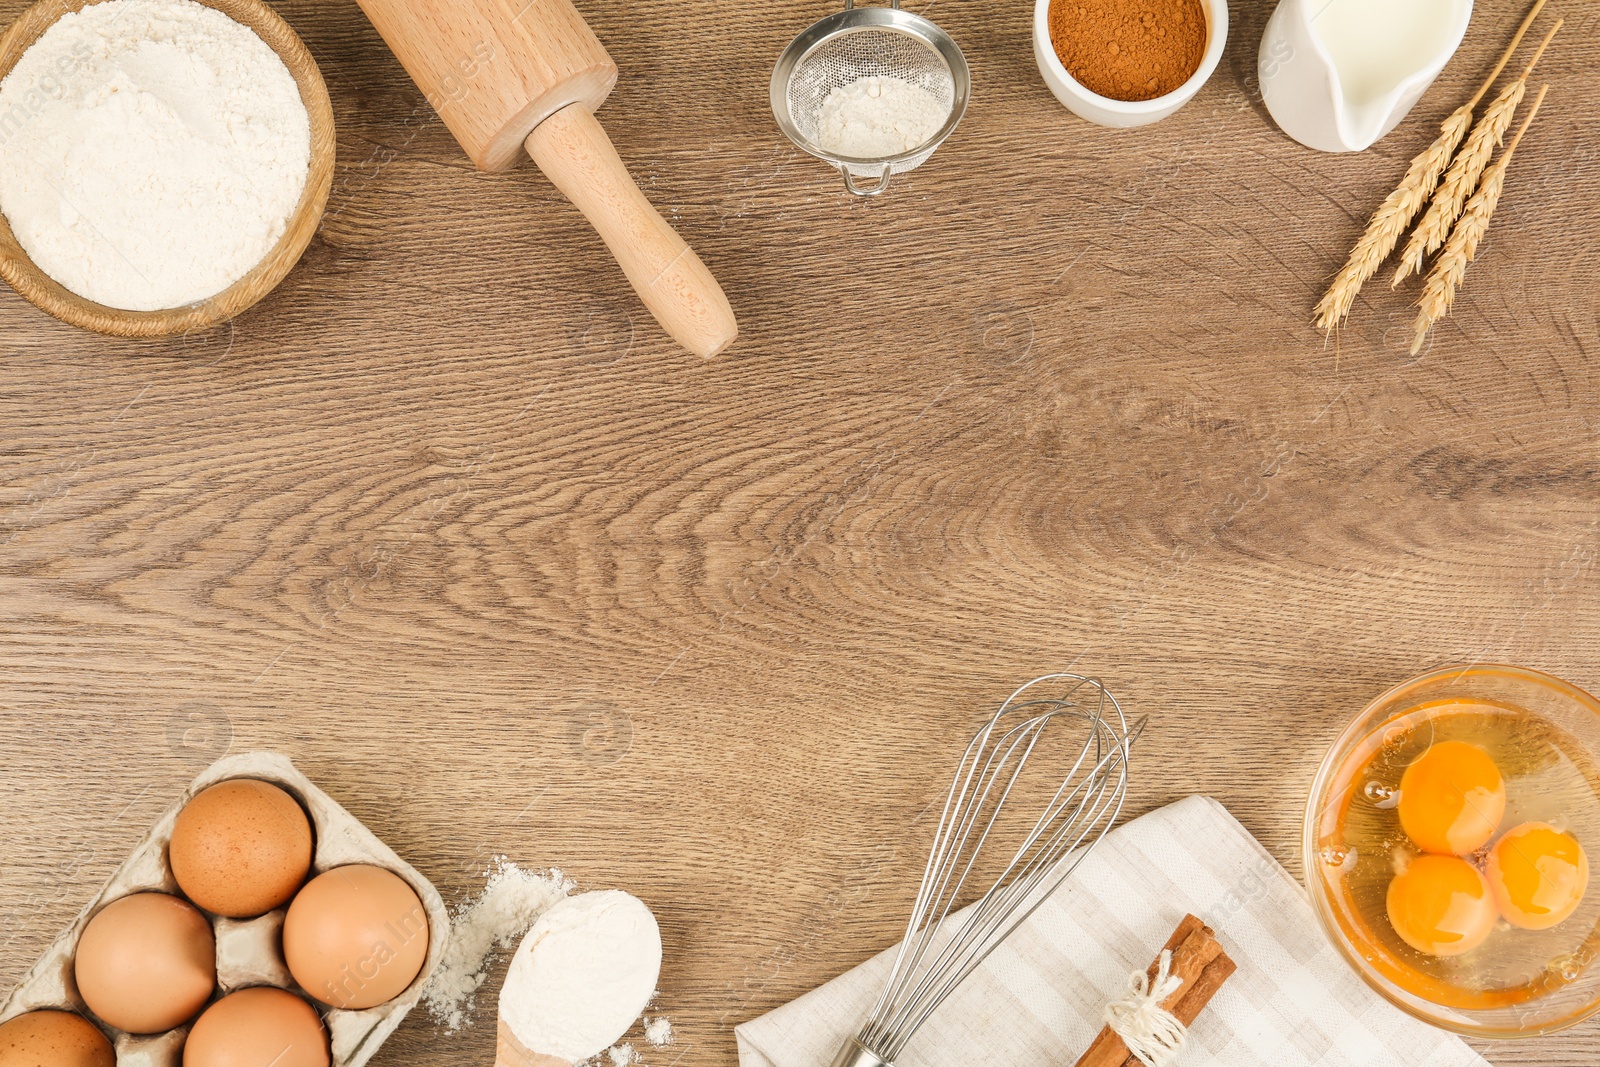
1259,0 -> 1474,152
1312,0 -> 1465,106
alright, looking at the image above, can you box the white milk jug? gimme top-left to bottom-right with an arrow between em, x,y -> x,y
1259,0 -> 1474,153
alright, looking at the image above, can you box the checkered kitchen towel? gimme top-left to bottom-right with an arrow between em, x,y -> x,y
736,796 -> 1490,1067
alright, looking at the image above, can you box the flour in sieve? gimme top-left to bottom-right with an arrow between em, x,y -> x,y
0,0 -> 311,311
814,75 -> 947,158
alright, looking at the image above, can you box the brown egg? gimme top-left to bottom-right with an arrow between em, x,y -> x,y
283,865 -> 429,1009
170,779 -> 314,918
183,988 -> 329,1067
73,893 -> 216,1033
0,1010 -> 114,1067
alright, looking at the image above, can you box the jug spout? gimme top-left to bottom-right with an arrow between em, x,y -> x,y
1260,0 -> 1475,154
1337,97 -> 1407,157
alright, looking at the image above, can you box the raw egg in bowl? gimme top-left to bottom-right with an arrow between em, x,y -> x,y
1306,665 -> 1600,1037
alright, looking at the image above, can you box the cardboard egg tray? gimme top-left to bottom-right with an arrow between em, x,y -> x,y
0,751 -> 449,1066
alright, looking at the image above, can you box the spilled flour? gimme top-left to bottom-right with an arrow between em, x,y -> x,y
423,858 -> 572,1030
424,857 -> 678,1062
598,1019 -> 672,1067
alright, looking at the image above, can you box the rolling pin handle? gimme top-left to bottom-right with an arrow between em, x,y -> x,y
524,105 -> 738,358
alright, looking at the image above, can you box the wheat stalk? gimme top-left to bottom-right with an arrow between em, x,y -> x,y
1314,109 -> 1470,332
1313,0 -> 1549,333
1461,0 -> 1550,113
1411,85 -> 1549,355
1394,18 -> 1561,286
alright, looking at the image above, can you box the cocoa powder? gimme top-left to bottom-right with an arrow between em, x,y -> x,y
1049,0 -> 1207,103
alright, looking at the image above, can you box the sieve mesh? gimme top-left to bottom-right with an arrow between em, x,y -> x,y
785,28 -> 955,176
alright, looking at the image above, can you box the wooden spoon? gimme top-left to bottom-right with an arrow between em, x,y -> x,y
494,891 -> 662,1067
495,1019 -> 568,1067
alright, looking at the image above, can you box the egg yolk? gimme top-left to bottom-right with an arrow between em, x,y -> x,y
1386,854 -> 1498,957
1486,822 -> 1590,930
1397,740 -> 1506,855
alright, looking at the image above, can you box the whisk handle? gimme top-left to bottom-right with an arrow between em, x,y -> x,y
830,1037 -> 893,1067
524,106 -> 738,358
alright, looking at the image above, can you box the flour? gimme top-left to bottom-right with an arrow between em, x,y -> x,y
814,75 -> 948,158
422,858 -> 573,1031
642,1017 -> 673,1047
593,1015 -> 673,1067
501,891 -> 662,1062
419,862 -> 670,1056
0,0 -> 310,311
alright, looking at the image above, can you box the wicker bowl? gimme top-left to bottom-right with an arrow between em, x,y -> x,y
0,0 -> 335,338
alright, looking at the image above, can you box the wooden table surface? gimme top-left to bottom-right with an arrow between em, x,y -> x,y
3,0 -> 1598,1063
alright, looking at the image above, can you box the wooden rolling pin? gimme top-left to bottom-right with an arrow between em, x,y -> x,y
354,0 -> 738,358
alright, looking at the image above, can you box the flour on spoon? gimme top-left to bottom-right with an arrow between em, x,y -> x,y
501,891 -> 663,1063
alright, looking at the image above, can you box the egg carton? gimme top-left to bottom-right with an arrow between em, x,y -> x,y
0,751 -> 450,1067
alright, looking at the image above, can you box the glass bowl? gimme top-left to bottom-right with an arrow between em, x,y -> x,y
1305,664 -> 1600,1038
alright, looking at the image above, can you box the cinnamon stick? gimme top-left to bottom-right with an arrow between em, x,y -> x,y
1167,952 -> 1238,1029
1071,914 -> 1236,1067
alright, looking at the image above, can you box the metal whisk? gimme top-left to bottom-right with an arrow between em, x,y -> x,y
832,674 -> 1144,1067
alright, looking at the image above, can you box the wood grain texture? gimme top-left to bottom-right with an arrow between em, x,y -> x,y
1,0 -> 1597,1065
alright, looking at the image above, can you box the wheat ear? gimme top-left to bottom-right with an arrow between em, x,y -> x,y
1411,85 -> 1549,355
1312,0 -> 1548,333
1395,18 -> 1561,286
1313,108 -> 1472,332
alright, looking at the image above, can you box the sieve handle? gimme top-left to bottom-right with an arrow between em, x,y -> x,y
841,165 -> 894,197
842,0 -> 903,8
524,105 -> 739,359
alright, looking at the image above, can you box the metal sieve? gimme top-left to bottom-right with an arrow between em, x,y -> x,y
771,0 -> 970,197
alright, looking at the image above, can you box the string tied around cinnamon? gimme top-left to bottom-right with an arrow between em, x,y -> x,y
1073,914 -> 1235,1067
1104,949 -> 1188,1067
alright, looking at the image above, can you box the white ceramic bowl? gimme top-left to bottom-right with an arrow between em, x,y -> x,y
1032,0 -> 1228,127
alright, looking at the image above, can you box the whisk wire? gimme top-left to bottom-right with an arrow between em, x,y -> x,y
841,674 -> 1140,1065
887,721 -> 1133,1052
862,731 -> 1007,1041
867,698 -> 1057,1036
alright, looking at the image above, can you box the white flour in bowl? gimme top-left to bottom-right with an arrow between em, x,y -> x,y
0,0 -> 311,311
